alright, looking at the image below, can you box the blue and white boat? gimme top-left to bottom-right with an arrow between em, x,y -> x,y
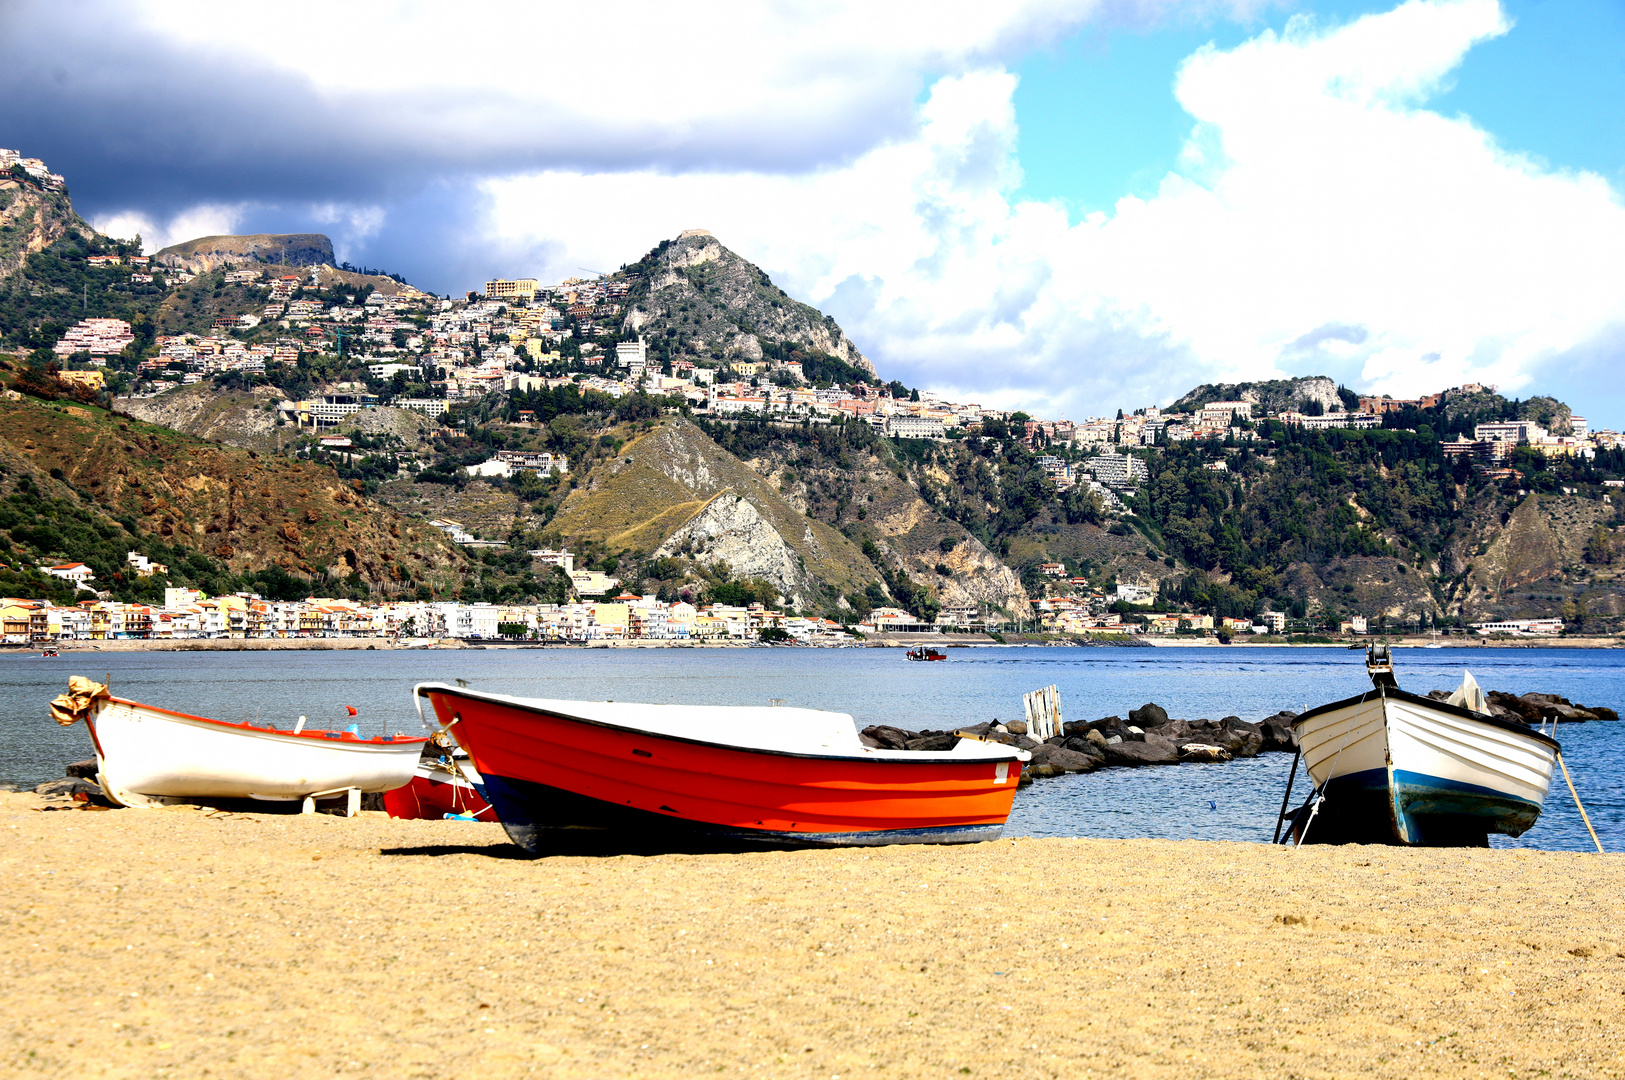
1288,646 -> 1559,846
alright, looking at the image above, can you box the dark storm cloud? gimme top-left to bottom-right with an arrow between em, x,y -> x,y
0,1 -> 923,229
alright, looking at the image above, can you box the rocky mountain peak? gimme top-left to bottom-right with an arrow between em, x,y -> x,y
622,232 -> 877,380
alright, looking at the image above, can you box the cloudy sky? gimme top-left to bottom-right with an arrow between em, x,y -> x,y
4,0 -> 1623,422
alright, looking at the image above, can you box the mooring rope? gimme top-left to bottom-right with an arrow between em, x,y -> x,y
1556,751 -> 1605,854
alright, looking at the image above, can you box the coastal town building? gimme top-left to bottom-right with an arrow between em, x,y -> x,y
52,318 -> 134,360
484,278 -> 539,301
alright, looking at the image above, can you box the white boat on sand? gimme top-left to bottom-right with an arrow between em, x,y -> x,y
50,677 -> 427,812
1285,646 -> 1559,846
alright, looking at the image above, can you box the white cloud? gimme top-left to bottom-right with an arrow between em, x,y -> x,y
89,204 -> 251,253
477,0 -> 1625,417
309,204 -> 387,265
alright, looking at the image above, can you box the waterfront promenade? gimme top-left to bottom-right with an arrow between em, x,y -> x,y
3,791 -> 1620,1078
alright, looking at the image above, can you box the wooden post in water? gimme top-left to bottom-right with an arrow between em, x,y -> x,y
1022,684 -> 1063,741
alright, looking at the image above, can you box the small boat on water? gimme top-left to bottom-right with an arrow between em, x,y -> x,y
413,682 -> 1028,853
50,677 -> 427,810
1284,646 -> 1559,846
906,647 -> 947,661
41,649 -> 59,658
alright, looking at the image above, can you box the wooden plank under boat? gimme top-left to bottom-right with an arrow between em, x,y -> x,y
413,682 -> 1028,853
1288,647 -> 1560,846
50,677 -> 428,808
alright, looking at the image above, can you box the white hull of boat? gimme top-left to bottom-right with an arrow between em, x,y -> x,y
88,697 -> 426,806
1294,688 -> 1557,844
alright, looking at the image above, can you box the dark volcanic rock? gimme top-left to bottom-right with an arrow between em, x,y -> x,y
1128,703 -> 1170,728
1061,736 -> 1106,762
861,725 -> 912,750
64,759 -> 98,779
905,733 -> 960,752
1259,719 -> 1297,752
1029,744 -> 1099,774
1103,733 -> 1180,766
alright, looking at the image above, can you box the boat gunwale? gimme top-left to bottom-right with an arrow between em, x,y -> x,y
1292,686 -> 1559,751
100,696 -> 429,747
416,682 -> 1027,765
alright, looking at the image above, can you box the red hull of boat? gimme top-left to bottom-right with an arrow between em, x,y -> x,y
418,687 -> 1020,847
382,772 -> 492,820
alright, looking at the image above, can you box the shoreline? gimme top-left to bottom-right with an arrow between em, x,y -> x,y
4,634 -> 1619,653
4,790 -> 1621,1078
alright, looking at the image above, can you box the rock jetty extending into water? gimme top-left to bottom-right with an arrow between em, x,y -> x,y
862,686 -> 1619,783
863,702 -> 1300,781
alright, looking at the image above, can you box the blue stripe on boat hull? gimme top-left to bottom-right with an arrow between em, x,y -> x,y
1390,769 -> 1543,844
1299,767 -> 1542,846
480,773 -> 1004,856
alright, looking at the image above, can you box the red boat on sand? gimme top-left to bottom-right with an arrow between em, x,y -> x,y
413,682 -> 1028,854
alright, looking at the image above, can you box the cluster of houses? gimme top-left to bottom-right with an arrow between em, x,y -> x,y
0,147 -> 65,190
0,587 -> 887,646
50,254 -> 1619,498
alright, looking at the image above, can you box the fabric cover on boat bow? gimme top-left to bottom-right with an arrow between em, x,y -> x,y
1446,670 -> 1488,715
50,677 -> 109,727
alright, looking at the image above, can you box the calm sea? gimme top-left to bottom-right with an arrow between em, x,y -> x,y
2,645 -> 1619,852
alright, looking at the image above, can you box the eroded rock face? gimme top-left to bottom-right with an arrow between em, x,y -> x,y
154,232 -> 336,273
656,492 -> 808,608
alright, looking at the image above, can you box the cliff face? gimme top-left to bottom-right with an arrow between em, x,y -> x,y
624,232 -> 877,377
0,397 -> 464,593
1171,376 -> 1343,415
154,233 -> 336,273
0,178 -> 93,282
1448,493 -> 1625,620
742,437 -> 1031,617
547,417 -> 879,609
115,384 -> 295,453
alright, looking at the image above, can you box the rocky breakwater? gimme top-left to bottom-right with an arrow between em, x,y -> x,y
861,702 -> 1299,782
1477,690 -> 1618,726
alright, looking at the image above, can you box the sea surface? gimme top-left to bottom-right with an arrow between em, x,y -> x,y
2,645 -> 1619,852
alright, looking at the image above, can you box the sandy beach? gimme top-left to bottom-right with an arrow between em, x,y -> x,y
3,791 -> 1621,1079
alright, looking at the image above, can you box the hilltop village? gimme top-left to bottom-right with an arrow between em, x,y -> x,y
4,148 -> 1625,645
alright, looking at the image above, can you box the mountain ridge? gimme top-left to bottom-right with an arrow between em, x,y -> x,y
154,233 -> 336,273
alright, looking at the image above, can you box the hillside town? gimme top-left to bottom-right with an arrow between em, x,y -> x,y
51,266 -> 1623,508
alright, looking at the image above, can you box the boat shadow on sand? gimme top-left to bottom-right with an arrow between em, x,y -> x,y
380,830 -> 809,860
